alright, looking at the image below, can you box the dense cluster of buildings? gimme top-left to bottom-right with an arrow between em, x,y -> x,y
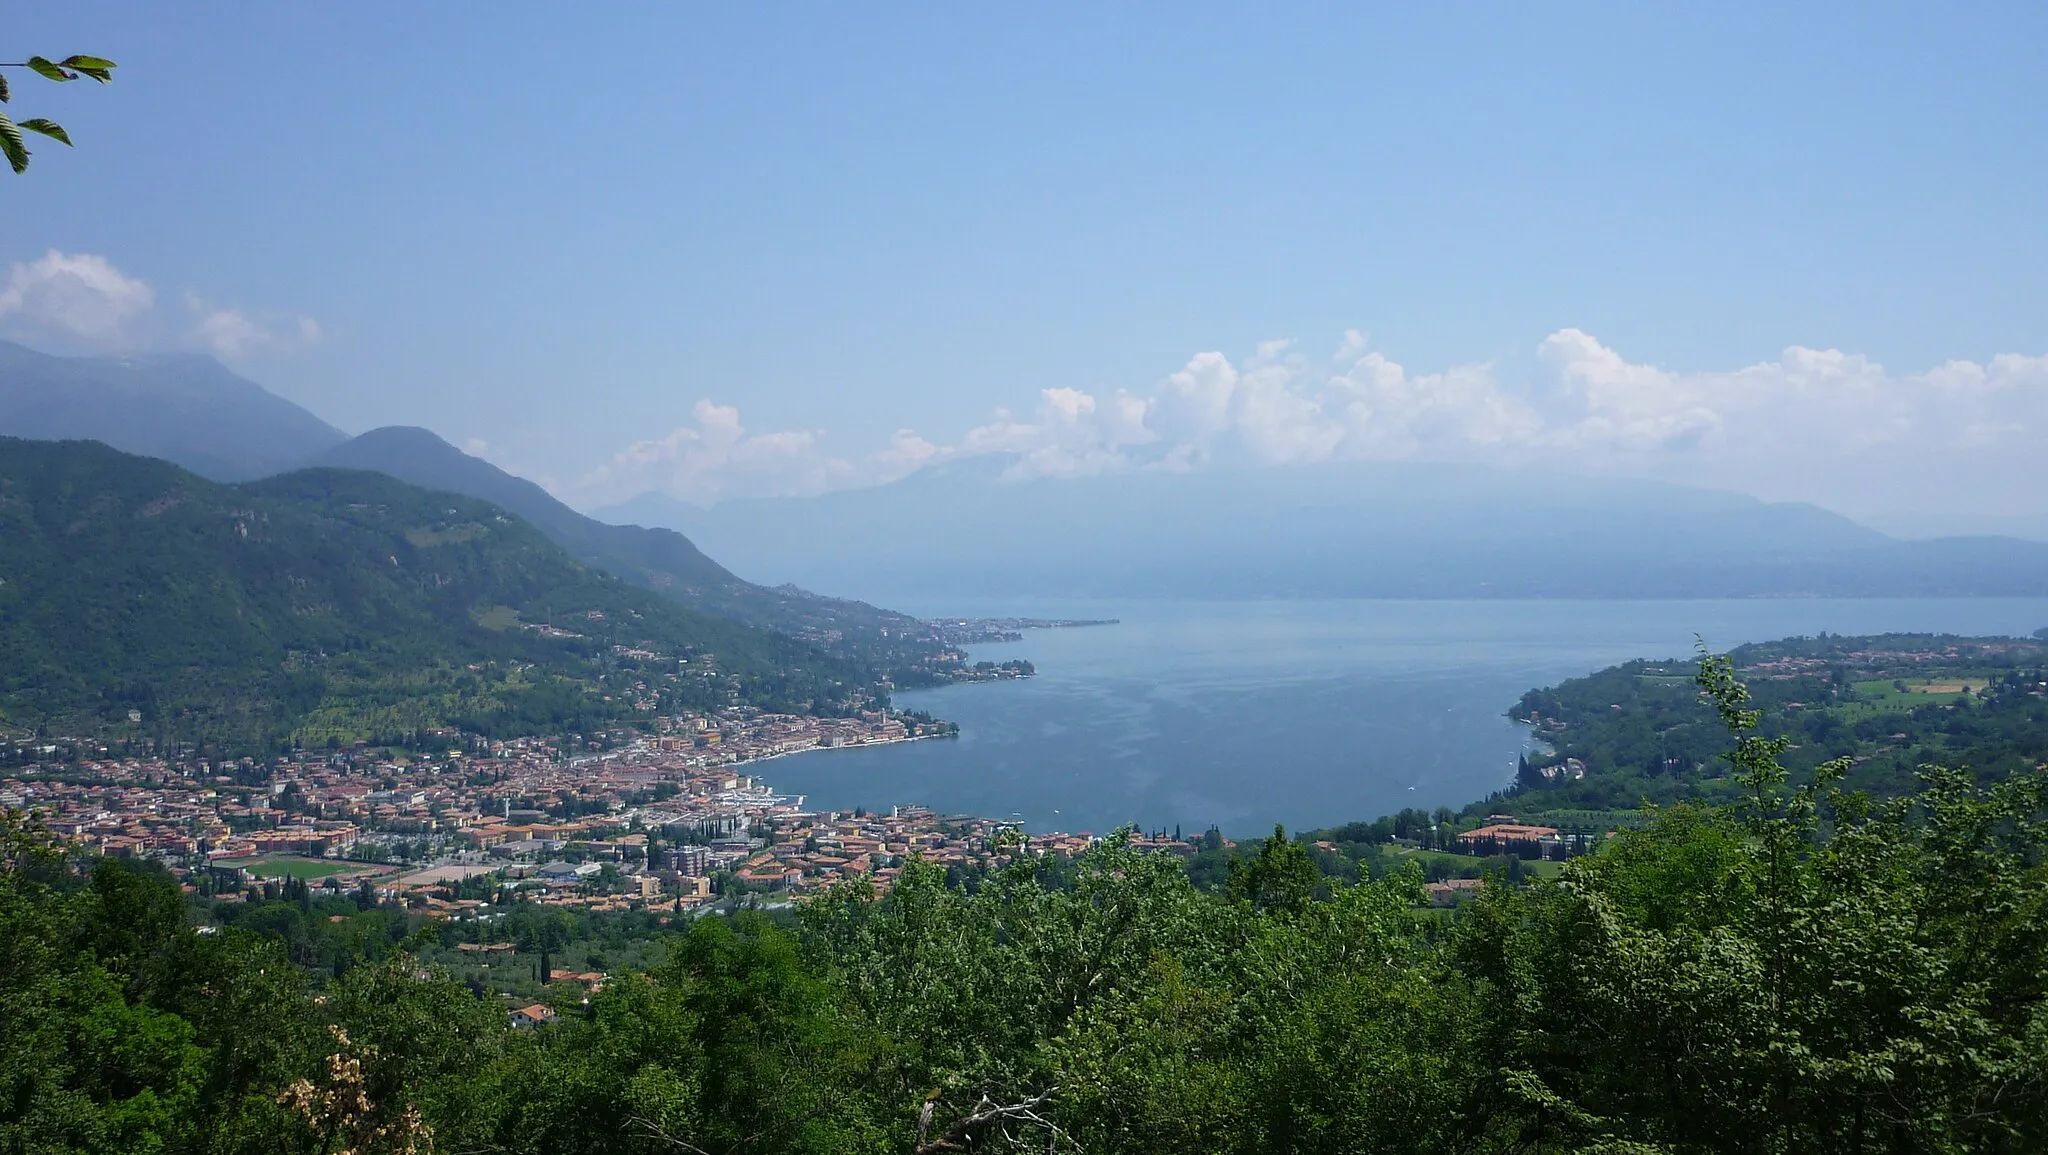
0,707 -> 1132,912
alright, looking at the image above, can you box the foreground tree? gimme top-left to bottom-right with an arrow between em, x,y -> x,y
0,54 -> 115,173
1453,651 -> 2048,1153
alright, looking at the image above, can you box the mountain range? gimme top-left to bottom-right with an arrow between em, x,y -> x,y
0,437 -> 866,750
599,456 -> 2048,601
301,426 -> 928,645
5,338 -> 2048,610
0,341 -> 954,680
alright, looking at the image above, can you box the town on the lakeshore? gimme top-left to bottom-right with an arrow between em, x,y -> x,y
0,706 -> 1181,918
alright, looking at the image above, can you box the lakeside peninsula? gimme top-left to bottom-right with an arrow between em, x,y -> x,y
924,616 -> 1119,644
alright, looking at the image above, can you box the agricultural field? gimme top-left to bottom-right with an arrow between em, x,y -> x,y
1835,676 -> 1989,721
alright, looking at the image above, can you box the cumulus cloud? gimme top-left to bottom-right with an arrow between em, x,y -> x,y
184,292 -> 323,359
952,330 -> 1546,477
959,385 -> 1151,478
583,330 -> 2048,520
1530,331 -> 2048,500
577,400 -> 946,506
0,249 -> 320,360
936,329 -> 2048,517
0,249 -> 154,344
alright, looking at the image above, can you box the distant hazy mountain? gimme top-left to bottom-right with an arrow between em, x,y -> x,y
0,339 -> 346,480
305,427 -> 932,642
595,456 -> 2048,600
1865,510 -> 2048,544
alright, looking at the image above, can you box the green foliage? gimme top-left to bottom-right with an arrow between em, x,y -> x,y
1451,655 -> 2048,1151
0,53 -> 114,173
323,954 -> 508,1150
1225,824 -> 1321,913
24,56 -> 116,84
0,814 -> 302,1154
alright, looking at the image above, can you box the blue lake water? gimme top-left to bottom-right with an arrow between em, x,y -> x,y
763,599 -> 2048,838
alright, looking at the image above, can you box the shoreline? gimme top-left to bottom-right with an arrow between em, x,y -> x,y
723,728 -> 951,772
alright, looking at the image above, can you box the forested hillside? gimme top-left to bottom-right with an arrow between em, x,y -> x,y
1496,631 -> 2048,826
307,426 -> 970,686
3,662 -> 2044,1153
0,342 -> 972,687
0,439 -> 870,751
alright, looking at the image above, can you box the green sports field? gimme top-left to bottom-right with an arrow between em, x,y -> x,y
215,858 -> 359,880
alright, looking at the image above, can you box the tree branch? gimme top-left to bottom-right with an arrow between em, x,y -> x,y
914,1088 -> 1074,1154
627,1115 -> 717,1155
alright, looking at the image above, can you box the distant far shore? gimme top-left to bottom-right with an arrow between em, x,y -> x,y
924,616 -> 1119,644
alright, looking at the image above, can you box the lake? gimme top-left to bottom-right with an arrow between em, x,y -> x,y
762,599 -> 2048,838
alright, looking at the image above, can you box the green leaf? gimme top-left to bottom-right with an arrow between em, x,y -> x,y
0,114 -> 28,173
55,56 -> 115,83
0,73 -> 10,103
25,56 -> 76,82
19,119 -> 70,146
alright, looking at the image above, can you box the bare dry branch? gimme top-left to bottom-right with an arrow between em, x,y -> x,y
914,1088 -> 1077,1154
626,1115 -> 717,1155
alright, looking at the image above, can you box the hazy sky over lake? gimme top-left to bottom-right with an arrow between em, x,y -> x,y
6,4 -> 2046,528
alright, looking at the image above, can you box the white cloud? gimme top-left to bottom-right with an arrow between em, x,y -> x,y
953,336 -> 1541,476
1529,332 -> 2048,504
184,292 -> 323,359
958,385 -> 1151,478
580,330 -> 2048,521
190,306 -> 266,358
0,249 -> 321,360
577,400 -> 947,506
936,331 -> 2048,518
0,249 -> 154,344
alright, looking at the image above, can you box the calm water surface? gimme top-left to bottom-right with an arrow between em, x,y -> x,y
764,599 -> 2048,837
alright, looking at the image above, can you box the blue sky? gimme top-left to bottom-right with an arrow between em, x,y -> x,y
5,4 -> 2046,529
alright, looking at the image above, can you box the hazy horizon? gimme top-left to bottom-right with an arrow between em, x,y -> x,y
5,4 -> 2048,536
8,331 -> 2048,550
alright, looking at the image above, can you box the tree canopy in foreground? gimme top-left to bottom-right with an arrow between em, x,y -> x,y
2,657 -> 2045,1153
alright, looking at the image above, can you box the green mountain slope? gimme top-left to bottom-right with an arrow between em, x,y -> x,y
305,426 -> 966,682
0,335 -> 952,670
0,438 -> 869,751
310,427 -> 747,595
